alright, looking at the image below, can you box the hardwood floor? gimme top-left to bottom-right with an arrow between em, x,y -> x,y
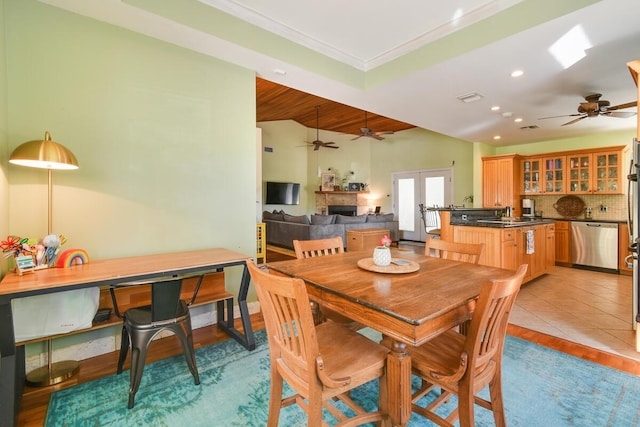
16,246 -> 640,425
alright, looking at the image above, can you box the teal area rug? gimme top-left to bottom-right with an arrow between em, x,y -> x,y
46,329 -> 640,426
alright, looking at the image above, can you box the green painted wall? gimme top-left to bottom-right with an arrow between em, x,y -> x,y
0,0 -> 8,276
4,0 -> 257,357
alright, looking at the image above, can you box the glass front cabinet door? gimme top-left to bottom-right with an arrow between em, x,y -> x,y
567,154 -> 591,194
594,152 -> 619,193
568,151 -> 622,194
521,158 -> 542,194
543,156 -> 565,194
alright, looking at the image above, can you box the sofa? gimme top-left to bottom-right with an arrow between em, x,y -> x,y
263,211 -> 399,250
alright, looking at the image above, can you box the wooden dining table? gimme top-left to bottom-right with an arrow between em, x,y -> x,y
266,248 -> 514,427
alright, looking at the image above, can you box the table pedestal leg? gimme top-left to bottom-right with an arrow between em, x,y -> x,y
386,340 -> 412,426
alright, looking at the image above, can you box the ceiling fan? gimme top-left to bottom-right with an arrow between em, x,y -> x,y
539,93 -> 637,126
351,111 -> 395,141
304,106 -> 339,151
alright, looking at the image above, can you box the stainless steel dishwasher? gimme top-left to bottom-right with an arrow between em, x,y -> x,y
571,221 -> 619,271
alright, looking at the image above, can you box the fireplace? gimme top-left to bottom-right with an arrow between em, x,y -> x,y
328,205 -> 357,216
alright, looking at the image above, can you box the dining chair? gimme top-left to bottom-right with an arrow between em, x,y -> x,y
425,239 -> 484,265
110,276 -> 202,408
246,261 -> 389,427
292,237 -> 359,328
386,264 -> 527,427
293,236 -> 344,258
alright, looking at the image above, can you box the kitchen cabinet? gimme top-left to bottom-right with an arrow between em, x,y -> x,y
521,158 -> 542,194
567,149 -> 624,195
554,221 -> 571,265
452,222 -> 553,283
619,222 -> 632,276
517,226 -> 547,282
545,223 -> 556,270
542,156 -> 566,194
501,229 -> 518,271
482,154 -> 521,214
520,155 -> 565,195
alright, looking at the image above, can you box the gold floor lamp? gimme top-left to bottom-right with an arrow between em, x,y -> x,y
9,131 -> 80,386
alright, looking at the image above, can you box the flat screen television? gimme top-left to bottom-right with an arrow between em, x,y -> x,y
265,182 -> 300,205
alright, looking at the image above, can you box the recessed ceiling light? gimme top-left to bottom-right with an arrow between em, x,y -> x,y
511,69 -> 524,77
494,135 -> 501,140
272,68 -> 287,76
456,92 -> 484,103
501,112 -> 513,118
491,106 -> 500,111
514,117 -> 523,123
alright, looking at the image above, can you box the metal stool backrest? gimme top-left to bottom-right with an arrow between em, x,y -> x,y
151,279 -> 183,321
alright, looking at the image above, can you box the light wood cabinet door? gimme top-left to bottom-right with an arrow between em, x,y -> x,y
554,221 -> 571,264
482,154 -> 520,214
501,229 -> 518,271
521,158 -> 542,195
543,156 -> 566,194
545,223 -> 556,271
517,226 -> 547,281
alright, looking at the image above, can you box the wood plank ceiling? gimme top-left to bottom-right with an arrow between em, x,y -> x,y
256,78 -> 415,137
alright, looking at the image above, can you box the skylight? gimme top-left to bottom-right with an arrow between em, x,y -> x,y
549,25 -> 592,69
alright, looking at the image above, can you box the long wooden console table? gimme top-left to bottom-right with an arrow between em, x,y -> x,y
0,248 -> 255,427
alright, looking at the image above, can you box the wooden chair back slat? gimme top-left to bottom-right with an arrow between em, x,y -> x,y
293,237 -> 344,259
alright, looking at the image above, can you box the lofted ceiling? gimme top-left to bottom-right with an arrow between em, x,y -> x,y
44,0 -> 640,145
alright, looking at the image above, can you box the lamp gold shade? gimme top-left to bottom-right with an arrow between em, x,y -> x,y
9,131 -> 78,170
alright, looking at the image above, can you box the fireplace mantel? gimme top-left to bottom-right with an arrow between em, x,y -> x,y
315,191 -> 371,215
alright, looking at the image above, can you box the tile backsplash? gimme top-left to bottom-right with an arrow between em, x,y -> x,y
526,194 -> 627,221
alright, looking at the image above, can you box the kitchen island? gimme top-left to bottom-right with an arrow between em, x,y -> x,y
434,208 -> 556,283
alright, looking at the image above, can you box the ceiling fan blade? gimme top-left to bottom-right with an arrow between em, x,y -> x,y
351,135 -> 363,141
606,101 -> 637,111
374,131 -> 395,136
538,113 -> 582,120
605,111 -> 637,118
562,116 -> 587,126
325,145 -> 339,149
371,135 -> 385,141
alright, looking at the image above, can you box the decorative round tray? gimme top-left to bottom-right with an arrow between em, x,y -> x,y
553,195 -> 586,218
357,258 -> 420,274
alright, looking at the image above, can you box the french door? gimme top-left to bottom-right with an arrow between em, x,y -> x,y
392,169 -> 453,242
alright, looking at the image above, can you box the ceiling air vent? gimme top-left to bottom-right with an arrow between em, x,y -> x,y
456,92 -> 484,103
520,125 -> 540,130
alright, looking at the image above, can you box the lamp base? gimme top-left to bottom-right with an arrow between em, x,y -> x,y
25,360 -> 80,387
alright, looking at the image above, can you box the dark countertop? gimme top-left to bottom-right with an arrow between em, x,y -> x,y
450,218 -> 556,228
541,217 -> 626,224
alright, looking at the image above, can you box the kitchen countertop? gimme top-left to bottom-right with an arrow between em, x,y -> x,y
450,217 -> 556,228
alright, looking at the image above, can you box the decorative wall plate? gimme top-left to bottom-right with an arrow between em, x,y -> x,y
553,195 -> 586,218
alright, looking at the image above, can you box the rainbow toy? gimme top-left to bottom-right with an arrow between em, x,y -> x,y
56,249 -> 90,268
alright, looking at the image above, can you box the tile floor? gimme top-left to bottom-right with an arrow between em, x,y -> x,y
398,241 -> 640,362
510,265 -> 640,361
